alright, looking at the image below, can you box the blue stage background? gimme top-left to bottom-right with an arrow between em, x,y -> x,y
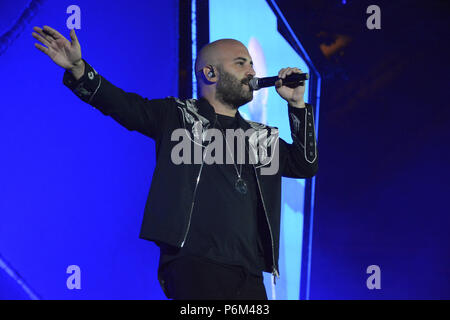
0,0 -> 178,299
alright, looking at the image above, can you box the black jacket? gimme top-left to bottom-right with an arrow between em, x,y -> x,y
63,60 -> 318,279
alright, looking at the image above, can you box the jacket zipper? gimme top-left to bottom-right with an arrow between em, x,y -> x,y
253,165 -> 280,282
180,158 -> 205,247
180,119 -> 212,247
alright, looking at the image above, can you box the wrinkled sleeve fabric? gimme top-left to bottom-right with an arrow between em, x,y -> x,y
279,103 -> 318,178
63,59 -> 171,140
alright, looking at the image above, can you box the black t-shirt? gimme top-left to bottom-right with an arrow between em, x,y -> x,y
159,113 -> 267,276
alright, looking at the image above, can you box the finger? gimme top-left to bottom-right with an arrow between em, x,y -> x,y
278,68 -> 286,79
34,26 -> 55,42
32,32 -> 51,47
285,68 -> 295,76
34,27 -> 55,44
34,42 -> 49,55
69,29 -> 79,45
43,25 -> 64,40
275,79 -> 282,88
280,67 -> 291,79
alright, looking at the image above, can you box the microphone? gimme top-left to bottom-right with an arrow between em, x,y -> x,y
249,73 -> 309,91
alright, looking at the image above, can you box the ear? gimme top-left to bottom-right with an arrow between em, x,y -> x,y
202,66 -> 217,83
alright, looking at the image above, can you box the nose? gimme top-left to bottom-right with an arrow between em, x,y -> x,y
247,66 -> 256,77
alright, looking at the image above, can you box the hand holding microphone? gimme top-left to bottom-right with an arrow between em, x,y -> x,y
249,68 -> 309,91
250,67 -> 308,108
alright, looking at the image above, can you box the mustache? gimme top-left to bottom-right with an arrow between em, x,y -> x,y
241,76 -> 254,85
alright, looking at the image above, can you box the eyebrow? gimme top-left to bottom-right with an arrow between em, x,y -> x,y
233,57 -> 254,66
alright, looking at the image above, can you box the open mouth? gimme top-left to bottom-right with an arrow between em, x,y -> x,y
242,77 -> 252,85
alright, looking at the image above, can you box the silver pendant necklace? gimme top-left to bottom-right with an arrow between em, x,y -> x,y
215,115 -> 248,195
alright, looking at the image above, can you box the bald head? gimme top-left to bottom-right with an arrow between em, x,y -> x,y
195,39 -> 249,79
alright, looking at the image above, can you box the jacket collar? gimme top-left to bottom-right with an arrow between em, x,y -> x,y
197,97 -> 251,131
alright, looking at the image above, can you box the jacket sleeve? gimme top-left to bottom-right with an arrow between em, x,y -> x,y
279,103 -> 318,178
63,59 -> 171,140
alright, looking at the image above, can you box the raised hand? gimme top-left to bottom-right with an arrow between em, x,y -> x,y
32,26 -> 84,78
275,67 -> 306,108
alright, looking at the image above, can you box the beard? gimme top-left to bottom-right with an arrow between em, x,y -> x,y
215,66 -> 254,109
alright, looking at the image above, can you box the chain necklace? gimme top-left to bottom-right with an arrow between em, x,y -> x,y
214,115 -> 248,195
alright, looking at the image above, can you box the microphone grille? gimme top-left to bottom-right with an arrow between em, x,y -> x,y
249,77 -> 259,91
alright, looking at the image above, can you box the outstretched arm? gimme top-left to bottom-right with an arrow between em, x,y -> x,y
32,26 -> 172,140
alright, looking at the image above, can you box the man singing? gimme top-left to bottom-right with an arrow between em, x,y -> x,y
32,25 -> 318,300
